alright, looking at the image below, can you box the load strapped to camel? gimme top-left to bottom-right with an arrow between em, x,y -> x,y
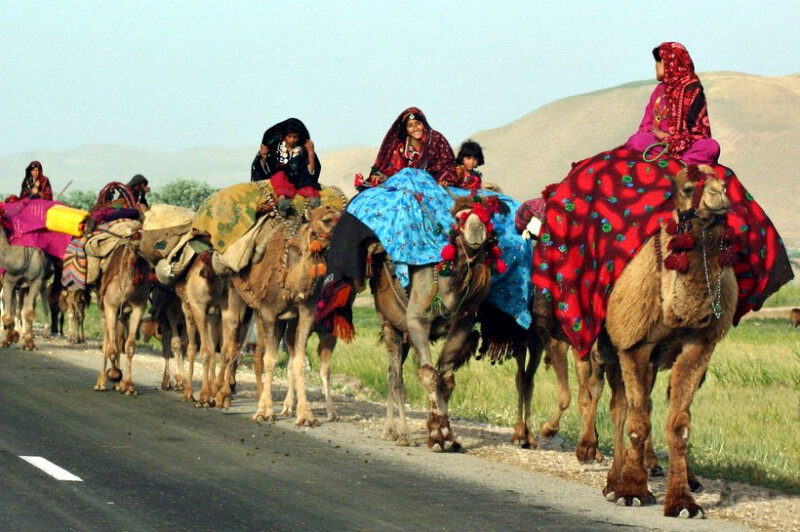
62,182 -> 143,290
190,180 -> 348,275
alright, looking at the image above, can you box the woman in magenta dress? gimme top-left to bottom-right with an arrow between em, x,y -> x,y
624,42 -> 720,165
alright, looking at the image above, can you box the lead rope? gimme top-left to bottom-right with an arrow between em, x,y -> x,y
700,227 -> 724,319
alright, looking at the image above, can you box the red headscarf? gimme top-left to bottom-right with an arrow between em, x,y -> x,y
368,107 -> 457,186
658,42 -> 712,156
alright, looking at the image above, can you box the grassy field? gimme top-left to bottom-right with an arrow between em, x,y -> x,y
70,280 -> 800,493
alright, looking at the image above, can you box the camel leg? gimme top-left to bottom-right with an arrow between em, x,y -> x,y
119,302 -> 144,395
253,313 -> 279,422
644,371 -> 664,477
512,333 -> 542,448
181,301 -> 198,402
279,320 -> 295,417
2,281 -> 18,347
540,338 -> 570,438
603,360 -> 627,500
98,304 -> 122,390
382,322 -> 409,445
425,318 -> 474,451
291,305 -> 317,427
253,320 -> 266,400
215,291 -> 246,409
662,342 -> 713,518
194,307 -> 215,407
20,274 -> 41,350
160,320 -> 173,391
612,344 -> 656,507
317,331 -> 339,422
575,347 -> 606,464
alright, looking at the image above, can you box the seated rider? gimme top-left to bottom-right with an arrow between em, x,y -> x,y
624,42 -> 720,165
355,107 -> 457,190
126,174 -> 150,208
251,118 -> 321,215
19,161 -> 53,201
454,140 -> 484,191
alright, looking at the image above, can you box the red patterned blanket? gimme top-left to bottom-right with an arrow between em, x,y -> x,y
531,147 -> 793,358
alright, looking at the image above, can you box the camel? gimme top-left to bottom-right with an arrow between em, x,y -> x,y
369,196 -> 494,449
0,225 -> 50,350
59,288 -> 89,344
596,165 -> 736,518
94,240 -> 151,395
145,285 -> 188,391
174,253 -> 249,407
233,205 -> 341,426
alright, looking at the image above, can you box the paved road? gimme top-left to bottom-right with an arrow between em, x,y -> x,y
0,345 -> 746,531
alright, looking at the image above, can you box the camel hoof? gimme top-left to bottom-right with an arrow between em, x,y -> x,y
606,492 -> 616,502
382,429 -> 397,441
677,507 -> 704,519
295,416 -> 319,427
326,412 -> 340,422
180,393 -> 194,403
394,437 -> 411,447
648,465 -> 665,477
279,406 -> 293,417
253,412 -> 276,423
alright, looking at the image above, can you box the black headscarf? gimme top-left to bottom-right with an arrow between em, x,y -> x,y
251,118 -> 321,189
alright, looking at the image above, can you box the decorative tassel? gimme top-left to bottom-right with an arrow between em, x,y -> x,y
495,259 -> 508,275
316,263 -> 327,276
132,270 -> 146,285
665,219 -> 679,235
148,272 -> 159,283
309,240 -> 323,253
332,314 -> 355,342
441,243 -> 457,262
664,252 -> 689,273
667,233 -> 695,251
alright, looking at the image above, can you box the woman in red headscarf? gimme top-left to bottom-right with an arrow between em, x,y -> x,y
19,161 -> 53,200
355,107 -> 457,190
624,42 -> 720,165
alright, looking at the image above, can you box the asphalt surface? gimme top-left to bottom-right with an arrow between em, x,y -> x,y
0,344 -> 747,531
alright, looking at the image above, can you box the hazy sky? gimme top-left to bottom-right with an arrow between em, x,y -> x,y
2,1 -> 798,156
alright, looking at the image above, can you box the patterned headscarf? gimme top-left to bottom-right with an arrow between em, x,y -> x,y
658,42 -> 712,155
371,107 -> 456,185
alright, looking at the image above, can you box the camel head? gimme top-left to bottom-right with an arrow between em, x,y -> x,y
304,205 -> 341,252
672,165 -> 730,223
451,196 -> 491,251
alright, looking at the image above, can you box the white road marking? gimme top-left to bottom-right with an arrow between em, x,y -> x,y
19,456 -> 83,481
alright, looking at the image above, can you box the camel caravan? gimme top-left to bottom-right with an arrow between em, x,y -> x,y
1,44 -> 797,520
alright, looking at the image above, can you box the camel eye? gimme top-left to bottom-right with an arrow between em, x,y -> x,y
683,186 -> 694,194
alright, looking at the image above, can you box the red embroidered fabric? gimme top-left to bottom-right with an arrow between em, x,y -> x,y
531,147 -> 792,357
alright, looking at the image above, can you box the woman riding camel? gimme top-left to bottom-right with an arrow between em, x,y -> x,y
624,42 -> 720,165
17,161 -> 53,201
355,107 -> 457,190
251,117 -> 321,214
530,41 -> 792,359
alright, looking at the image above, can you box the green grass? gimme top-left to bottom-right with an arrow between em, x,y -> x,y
63,298 -> 800,493
762,281 -> 800,308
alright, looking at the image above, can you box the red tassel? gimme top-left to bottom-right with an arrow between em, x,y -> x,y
667,233 -> 695,251
133,270 -> 146,285
332,314 -> 355,343
665,219 -> 679,235
472,203 -> 490,224
441,243 -> 457,262
664,253 -> 689,273
148,272 -> 159,283
329,283 -> 352,311
718,249 -> 738,268
495,259 -> 507,274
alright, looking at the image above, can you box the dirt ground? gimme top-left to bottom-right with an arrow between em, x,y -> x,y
33,331 -> 800,531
